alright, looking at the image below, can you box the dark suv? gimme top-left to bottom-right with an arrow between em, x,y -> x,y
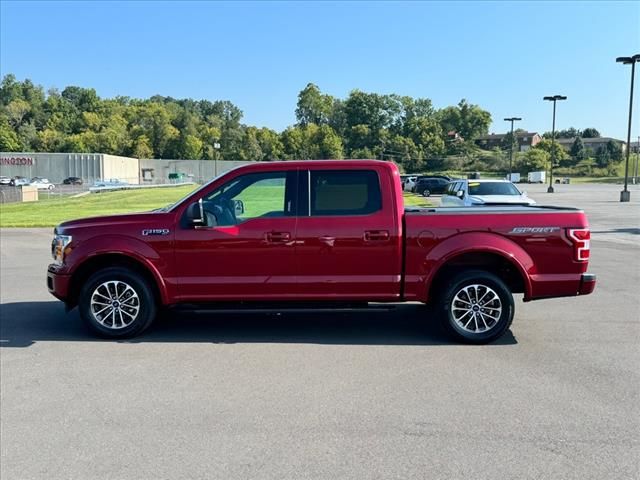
414,177 -> 450,196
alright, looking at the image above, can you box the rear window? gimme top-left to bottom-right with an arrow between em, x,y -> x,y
468,182 -> 521,196
310,170 -> 381,216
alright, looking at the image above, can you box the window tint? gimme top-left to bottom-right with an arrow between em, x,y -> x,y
204,171 -> 294,226
310,170 -> 381,216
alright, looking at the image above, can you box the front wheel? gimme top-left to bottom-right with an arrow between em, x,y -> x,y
437,270 -> 514,344
422,189 -> 431,197
79,267 -> 157,338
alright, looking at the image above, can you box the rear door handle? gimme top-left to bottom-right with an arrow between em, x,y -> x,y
265,231 -> 291,243
364,230 -> 390,242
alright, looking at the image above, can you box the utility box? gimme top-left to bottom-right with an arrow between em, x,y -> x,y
168,172 -> 186,183
21,185 -> 38,202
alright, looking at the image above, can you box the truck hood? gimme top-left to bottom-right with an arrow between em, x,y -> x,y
469,195 -> 536,205
57,211 -> 173,233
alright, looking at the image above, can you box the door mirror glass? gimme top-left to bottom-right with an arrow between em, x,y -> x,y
456,190 -> 464,198
233,199 -> 245,216
186,199 -> 205,226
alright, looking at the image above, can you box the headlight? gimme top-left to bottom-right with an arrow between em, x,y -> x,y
51,234 -> 72,264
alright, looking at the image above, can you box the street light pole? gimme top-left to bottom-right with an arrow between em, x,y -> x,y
635,135 -> 639,184
504,117 -> 522,180
543,95 -> 567,193
616,54 -> 640,202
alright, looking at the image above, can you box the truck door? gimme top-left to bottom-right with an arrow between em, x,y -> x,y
174,170 -> 299,301
294,168 -> 402,300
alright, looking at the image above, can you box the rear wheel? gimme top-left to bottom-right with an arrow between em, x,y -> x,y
437,270 -> 514,344
79,267 -> 157,338
422,189 -> 431,197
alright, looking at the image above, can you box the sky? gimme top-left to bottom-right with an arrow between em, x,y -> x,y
1,0 -> 639,139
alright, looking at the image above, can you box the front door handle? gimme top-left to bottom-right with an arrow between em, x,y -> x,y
364,230 -> 390,242
265,231 -> 291,243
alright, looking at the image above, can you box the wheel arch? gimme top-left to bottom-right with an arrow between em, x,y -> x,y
422,233 -> 534,303
68,253 -> 168,307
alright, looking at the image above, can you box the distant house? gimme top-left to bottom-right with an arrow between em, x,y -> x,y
475,132 -> 542,152
556,137 -> 627,153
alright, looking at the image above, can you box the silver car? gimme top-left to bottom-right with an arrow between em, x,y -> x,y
441,179 -> 536,207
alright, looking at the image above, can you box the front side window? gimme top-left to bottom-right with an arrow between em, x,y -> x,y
309,170 -> 382,216
203,171 -> 295,226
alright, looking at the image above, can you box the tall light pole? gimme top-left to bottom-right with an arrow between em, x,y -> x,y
635,135 -> 639,184
543,95 -> 567,193
616,54 -> 640,202
504,117 -> 522,180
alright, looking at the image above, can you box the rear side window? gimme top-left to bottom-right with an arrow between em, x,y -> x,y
310,170 -> 382,216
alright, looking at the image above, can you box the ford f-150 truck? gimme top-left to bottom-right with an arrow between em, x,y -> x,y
47,160 -> 596,344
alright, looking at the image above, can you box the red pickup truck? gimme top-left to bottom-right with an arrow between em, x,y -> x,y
47,160 -> 595,344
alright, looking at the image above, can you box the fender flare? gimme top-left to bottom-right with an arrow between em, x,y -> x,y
422,232 -> 534,302
67,235 -> 171,305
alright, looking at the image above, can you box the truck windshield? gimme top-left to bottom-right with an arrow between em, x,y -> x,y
468,182 -> 521,196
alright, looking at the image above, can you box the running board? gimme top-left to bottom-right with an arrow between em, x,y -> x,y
168,301 -> 399,314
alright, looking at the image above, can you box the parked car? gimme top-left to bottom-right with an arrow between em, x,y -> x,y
30,178 -> 55,190
10,176 -> 30,186
47,160 -> 595,344
441,179 -> 536,207
63,177 -> 83,185
402,176 -> 417,192
0,176 -> 11,185
414,177 -> 450,196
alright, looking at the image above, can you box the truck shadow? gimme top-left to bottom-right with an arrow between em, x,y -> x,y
0,301 -> 517,348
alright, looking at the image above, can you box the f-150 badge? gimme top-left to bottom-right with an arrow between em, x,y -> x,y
142,228 -> 170,236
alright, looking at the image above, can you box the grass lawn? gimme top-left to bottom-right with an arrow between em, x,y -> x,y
402,192 -> 435,208
0,185 -> 434,228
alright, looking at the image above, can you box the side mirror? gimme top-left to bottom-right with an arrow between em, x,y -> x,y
456,190 -> 464,198
522,190 -> 528,196
233,199 -> 245,216
186,199 -> 205,226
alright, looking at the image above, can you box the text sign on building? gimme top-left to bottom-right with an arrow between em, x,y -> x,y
1,156 -> 35,166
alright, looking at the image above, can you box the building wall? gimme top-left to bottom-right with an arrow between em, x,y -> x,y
102,155 -> 140,184
0,152 -> 103,183
139,159 -> 251,184
1,152 -> 255,185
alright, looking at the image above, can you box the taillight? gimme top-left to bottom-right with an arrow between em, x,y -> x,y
568,228 -> 590,261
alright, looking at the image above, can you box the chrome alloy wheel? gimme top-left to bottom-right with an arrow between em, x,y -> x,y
451,284 -> 502,333
90,281 -> 140,329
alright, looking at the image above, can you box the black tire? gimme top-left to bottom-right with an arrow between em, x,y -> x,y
436,270 -> 514,344
422,189 -> 431,197
79,267 -> 157,338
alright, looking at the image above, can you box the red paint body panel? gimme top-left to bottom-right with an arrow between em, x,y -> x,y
47,160 -> 595,307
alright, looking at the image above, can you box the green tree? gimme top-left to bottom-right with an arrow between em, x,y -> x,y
606,140 -> 622,162
534,138 -> 570,166
570,136 -> 585,161
132,135 -> 153,158
0,118 -> 20,150
581,128 -> 600,138
181,134 -> 203,159
295,83 -> 334,126
519,148 -> 550,173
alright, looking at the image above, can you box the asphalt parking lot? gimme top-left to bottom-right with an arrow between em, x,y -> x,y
1,183 -> 639,480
